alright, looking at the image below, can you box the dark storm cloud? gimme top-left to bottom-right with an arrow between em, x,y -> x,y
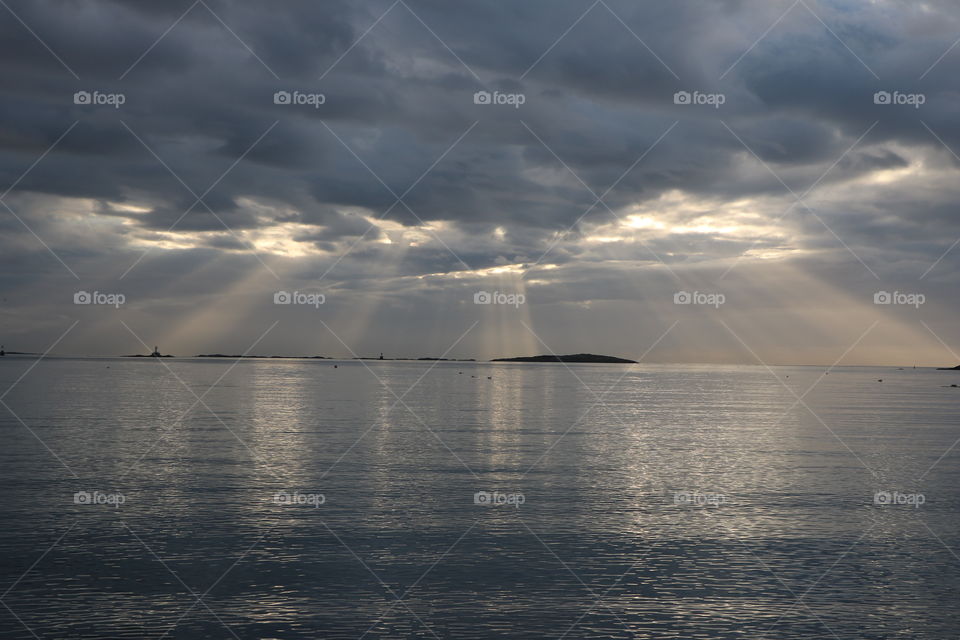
3,0 -> 960,361
0,0 -> 957,249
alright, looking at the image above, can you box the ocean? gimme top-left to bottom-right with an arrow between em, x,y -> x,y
0,356 -> 958,638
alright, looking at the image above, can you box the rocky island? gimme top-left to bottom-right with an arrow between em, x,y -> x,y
491,353 -> 637,364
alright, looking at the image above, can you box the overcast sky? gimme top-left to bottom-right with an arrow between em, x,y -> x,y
1,0 -> 959,365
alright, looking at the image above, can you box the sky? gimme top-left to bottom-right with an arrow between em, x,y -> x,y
1,0 -> 959,365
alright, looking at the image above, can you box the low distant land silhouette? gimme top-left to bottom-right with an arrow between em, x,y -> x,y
115,348 -> 633,363
492,353 -> 638,363
2,345 -> 959,368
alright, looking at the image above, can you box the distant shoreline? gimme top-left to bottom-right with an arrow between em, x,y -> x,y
190,355 -> 477,361
491,353 -> 638,364
2,353 -> 957,368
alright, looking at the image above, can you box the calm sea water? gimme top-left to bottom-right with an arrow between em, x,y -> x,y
0,356 -> 958,639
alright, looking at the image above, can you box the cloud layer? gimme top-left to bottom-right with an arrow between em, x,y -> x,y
2,0 -> 960,364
